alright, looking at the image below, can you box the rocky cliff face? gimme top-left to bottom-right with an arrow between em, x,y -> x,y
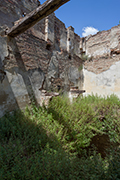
0,0 -> 83,117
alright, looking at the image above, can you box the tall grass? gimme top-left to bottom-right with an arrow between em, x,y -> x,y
0,94 -> 120,179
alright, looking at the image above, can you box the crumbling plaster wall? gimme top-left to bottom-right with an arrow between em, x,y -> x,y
83,60 -> 120,98
0,0 -> 83,117
83,25 -> 120,97
84,25 -> 120,57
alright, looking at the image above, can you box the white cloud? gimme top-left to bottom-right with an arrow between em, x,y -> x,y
82,27 -> 99,37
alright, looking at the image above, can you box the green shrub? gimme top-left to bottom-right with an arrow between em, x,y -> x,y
48,94 -> 120,154
0,94 -> 120,179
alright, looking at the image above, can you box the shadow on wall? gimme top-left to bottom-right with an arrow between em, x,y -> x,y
0,37 -> 45,117
0,31 -> 84,117
0,57 -> 6,83
8,37 -> 37,102
0,53 -> 19,117
0,74 -> 20,118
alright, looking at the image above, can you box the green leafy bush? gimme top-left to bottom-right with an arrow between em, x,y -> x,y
48,94 -> 120,155
0,94 -> 120,179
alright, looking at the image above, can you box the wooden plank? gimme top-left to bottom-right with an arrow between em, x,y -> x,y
7,0 -> 70,37
70,90 -> 86,94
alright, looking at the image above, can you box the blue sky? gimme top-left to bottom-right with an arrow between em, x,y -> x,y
39,0 -> 120,37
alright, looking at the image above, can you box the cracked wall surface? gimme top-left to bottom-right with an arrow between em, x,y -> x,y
1,1 -> 119,117
83,25 -> 120,97
0,0 -> 83,117
83,61 -> 120,98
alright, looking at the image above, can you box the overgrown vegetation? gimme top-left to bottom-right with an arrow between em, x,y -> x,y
0,95 -> 120,179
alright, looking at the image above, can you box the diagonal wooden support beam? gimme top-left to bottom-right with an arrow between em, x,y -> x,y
7,0 -> 70,38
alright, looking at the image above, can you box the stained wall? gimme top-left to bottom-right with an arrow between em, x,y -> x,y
83,25 -> 120,97
0,0 -> 83,117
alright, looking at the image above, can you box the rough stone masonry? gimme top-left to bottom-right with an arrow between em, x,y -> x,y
0,0 -> 120,117
82,25 -> 120,98
0,0 -> 83,117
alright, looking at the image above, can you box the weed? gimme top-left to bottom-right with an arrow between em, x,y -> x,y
0,94 -> 120,179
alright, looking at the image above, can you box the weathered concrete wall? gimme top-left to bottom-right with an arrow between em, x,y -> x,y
67,26 -> 74,54
74,33 -> 81,57
84,25 -> 120,58
0,0 -> 83,117
83,25 -> 120,98
45,13 -> 55,43
83,60 -> 120,98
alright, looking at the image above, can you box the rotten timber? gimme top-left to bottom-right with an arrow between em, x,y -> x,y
7,0 -> 70,37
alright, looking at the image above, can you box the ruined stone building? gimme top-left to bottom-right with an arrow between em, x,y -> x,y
0,0 -> 120,117
82,25 -> 120,98
0,0 -> 83,117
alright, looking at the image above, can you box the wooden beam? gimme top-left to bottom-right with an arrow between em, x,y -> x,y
7,0 -> 70,37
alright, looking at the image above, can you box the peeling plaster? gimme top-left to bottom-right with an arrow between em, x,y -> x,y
83,61 -> 120,98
